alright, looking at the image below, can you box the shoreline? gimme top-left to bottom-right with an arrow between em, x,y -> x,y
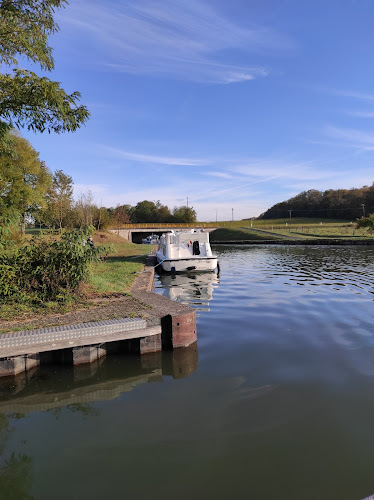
0,249 -> 196,377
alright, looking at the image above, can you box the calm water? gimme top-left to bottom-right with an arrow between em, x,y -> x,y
1,245 -> 374,500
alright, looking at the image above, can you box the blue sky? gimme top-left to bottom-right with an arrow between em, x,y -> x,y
22,0 -> 374,221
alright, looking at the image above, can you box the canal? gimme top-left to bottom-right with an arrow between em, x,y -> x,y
1,245 -> 374,499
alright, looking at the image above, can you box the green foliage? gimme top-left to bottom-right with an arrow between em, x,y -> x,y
0,131 -> 52,232
43,169 -> 74,230
357,214 -> 374,230
0,69 -> 89,134
0,0 -> 66,70
0,229 -> 102,304
128,201 -> 195,224
172,205 -> 197,223
0,0 -> 89,144
132,200 -> 160,223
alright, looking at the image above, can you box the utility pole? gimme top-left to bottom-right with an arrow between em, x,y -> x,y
232,208 -> 234,222
362,204 -> 366,218
187,197 -> 189,208
215,209 -> 217,223
288,209 -> 292,223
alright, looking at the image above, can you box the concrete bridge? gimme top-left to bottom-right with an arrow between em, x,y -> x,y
109,223 -> 216,242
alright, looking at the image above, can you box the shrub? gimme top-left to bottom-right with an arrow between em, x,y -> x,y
0,229 -> 103,304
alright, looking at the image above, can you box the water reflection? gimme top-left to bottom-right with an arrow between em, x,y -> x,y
0,344 -> 198,415
154,271 -> 220,311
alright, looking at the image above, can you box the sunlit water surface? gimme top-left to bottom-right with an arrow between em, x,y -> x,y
1,245 -> 374,500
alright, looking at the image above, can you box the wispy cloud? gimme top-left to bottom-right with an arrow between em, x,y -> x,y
325,125 -> 374,151
61,0 -> 292,84
203,171 -> 233,179
332,90 -> 374,102
344,110 -> 374,119
102,146 -> 210,166
231,158 -> 331,181
99,145 -> 343,186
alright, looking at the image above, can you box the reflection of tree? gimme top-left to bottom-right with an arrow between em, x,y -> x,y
0,414 -> 34,500
0,414 -> 11,457
47,403 -> 100,420
0,452 -> 34,500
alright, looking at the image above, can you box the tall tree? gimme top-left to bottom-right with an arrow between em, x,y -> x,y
0,131 -> 52,233
45,169 -> 74,231
172,205 -> 197,223
0,0 -> 89,149
132,200 -> 159,223
94,204 -> 111,230
156,201 -> 172,222
74,190 -> 95,229
113,204 -> 130,230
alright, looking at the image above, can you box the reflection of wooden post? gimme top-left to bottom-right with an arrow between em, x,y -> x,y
72,345 -> 106,365
163,342 -> 198,379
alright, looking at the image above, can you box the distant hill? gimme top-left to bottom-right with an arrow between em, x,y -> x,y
259,184 -> 374,220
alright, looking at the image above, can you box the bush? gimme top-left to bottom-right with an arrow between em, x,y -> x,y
357,214 -> 374,231
0,229 -> 102,304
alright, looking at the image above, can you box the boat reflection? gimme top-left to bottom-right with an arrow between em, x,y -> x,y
0,343 -> 198,414
154,271 -> 219,311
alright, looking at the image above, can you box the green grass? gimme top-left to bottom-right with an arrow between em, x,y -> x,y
207,218 -> 354,228
243,224 -> 373,240
85,236 -> 150,294
210,227 -> 281,242
208,219 -> 374,241
88,238 -> 151,294
0,297 -> 85,322
252,217 -> 352,226
90,253 -> 148,293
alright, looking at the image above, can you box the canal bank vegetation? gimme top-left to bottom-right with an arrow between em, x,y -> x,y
0,230 -> 150,323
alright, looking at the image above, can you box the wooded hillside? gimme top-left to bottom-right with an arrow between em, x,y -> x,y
260,184 -> 374,220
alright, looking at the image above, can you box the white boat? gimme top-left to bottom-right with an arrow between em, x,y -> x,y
142,234 -> 159,244
156,229 -> 218,273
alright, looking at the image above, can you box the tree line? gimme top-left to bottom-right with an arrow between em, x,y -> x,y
260,185 -> 374,220
0,131 -> 197,235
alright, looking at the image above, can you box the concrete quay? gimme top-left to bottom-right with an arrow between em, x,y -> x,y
0,251 -> 196,378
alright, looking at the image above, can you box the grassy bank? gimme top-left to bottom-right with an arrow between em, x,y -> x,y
210,227 -> 282,242
89,232 -> 150,294
208,219 -> 374,241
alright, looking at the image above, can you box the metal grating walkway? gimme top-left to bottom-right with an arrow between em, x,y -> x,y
0,317 -> 161,358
